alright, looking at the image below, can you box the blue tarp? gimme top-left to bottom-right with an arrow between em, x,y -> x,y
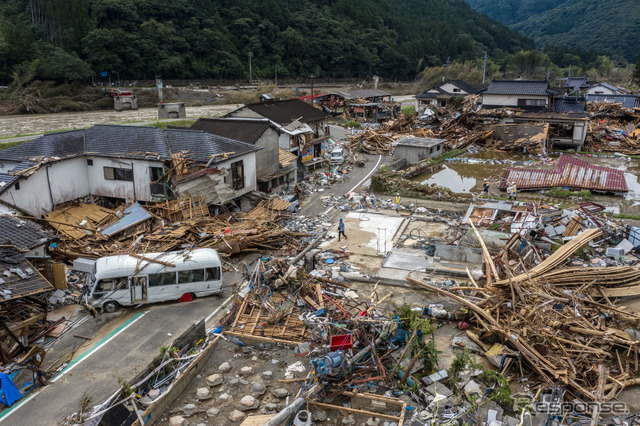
0,373 -> 22,406
101,202 -> 152,237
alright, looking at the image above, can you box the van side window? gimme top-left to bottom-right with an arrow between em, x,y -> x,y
95,277 -> 128,293
205,267 -> 221,281
178,269 -> 205,284
149,272 -> 177,287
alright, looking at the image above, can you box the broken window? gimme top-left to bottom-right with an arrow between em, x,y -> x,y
94,277 -> 127,295
231,160 -> 245,190
104,167 -> 133,181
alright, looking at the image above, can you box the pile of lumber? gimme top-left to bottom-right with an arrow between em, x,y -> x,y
348,130 -> 395,155
46,198 -> 307,260
410,228 -> 640,403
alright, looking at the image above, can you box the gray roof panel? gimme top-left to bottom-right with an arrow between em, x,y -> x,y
190,118 -> 272,144
483,80 -> 553,96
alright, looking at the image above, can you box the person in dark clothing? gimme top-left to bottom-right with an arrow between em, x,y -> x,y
338,218 -> 347,241
483,179 -> 489,195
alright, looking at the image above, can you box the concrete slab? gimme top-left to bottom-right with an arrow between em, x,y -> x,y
380,248 -> 483,278
322,212 -> 406,256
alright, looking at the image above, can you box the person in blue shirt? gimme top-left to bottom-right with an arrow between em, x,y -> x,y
338,218 -> 347,241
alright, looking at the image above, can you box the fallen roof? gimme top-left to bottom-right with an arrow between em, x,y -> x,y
278,147 -> 297,168
483,80 -> 555,96
190,118 -> 272,144
499,154 -> 628,193
586,94 -> 640,109
101,202 -> 152,237
491,122 -> 549,152
0,215 -> 55,251
0,248 -> 53,301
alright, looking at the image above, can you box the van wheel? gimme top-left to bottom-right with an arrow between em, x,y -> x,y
103,301 -> 119,313
190,292 -> 197,299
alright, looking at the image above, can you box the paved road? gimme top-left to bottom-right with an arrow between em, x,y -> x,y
299,125 -> 386,217
0,296 -> 227,425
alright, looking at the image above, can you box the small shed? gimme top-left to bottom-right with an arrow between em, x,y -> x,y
395,138 -> 446,166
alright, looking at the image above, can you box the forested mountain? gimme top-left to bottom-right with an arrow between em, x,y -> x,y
0,0 -> 534,83
465,0 -> 640,62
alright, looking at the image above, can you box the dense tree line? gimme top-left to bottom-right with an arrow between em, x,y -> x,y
0,0 -> 535,83
466,0 -> 640,63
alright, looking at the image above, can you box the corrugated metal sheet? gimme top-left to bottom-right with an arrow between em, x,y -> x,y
499,154 -> 628,193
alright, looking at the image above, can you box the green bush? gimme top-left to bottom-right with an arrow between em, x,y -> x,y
545,188 -> 591,200
402,105 -> 416,116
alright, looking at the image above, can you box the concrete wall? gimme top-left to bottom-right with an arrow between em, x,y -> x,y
157,103 -> 186,119
435,244 -> 484,264
216,152 -> 257,198
586,86 -> 616,95
440,83 -> 468,95
482,94 -> 549,107
395,143 -> 443,166
253,127 -> 280,178
87,157 -> 164,201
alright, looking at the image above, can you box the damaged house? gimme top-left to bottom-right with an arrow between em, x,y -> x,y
0,125 -> 261,216
480,80 -> 556,111
226,98 -> 331,171
317,89 -> 400,122
415,80 -> 486,110
190,118 -> 297,192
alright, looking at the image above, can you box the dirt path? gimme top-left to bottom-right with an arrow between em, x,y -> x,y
0,104 -> 238,138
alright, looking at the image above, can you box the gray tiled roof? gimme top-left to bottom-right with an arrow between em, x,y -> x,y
396,137 -> 446,147
164,129 -> 261,163
0,130 -> 85,162
190,118 -> 272,144
483,80 -> 554,96
85,125 -> 171,160
554,97 -> 586,113
239,99 -> 330,125
0,214 -> 55,250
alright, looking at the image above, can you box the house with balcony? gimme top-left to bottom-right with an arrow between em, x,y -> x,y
225,98 -> 331,171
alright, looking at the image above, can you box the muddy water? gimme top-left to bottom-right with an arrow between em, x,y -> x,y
414,151 -> 640,214
0,104 -> 238,137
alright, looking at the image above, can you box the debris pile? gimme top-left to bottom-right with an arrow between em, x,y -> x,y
45,197 -> 309,260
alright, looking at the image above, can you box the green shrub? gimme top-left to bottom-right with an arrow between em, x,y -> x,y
402,105 -> 416,116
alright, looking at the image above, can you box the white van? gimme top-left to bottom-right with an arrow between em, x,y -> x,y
86,248 -> 222,312
330,147 -> 344,165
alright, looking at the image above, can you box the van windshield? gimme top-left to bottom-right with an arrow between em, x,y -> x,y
332,151 -> 342,157
93,277 -> 128,298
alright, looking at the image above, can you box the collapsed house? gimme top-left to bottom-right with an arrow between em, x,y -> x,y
0,125 -> 263,216
415,80 -> 486,110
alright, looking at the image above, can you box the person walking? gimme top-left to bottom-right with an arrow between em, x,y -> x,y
338,218 -> 347,241
395,193 -> 401,212
483,179 -> 490,196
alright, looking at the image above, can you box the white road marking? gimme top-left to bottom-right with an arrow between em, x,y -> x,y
323,154 -> 383,215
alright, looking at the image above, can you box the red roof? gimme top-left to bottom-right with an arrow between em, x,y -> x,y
499,154 -> 628,193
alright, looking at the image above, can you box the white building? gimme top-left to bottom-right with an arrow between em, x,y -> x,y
585,83 -> 621,95
0,125 -> 261,216
481,80 -> 556,110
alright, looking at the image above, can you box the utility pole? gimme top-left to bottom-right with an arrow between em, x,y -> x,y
309,75 -> 316,105
482,51 -> 488,84
248,52 -> 253,84
444,57 -> 451,82
275,64 -> 278,86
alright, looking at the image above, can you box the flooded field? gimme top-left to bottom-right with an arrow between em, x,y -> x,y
0,104 -> 237,138
415,151 -> 640,213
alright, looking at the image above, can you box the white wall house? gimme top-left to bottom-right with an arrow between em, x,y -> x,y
0,125 -> 262,216
585,83 -> 620,95
481,80 -> 554,110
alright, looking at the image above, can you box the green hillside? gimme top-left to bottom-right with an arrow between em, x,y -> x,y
0,0 -> 533,83
466,0 -> 640,62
